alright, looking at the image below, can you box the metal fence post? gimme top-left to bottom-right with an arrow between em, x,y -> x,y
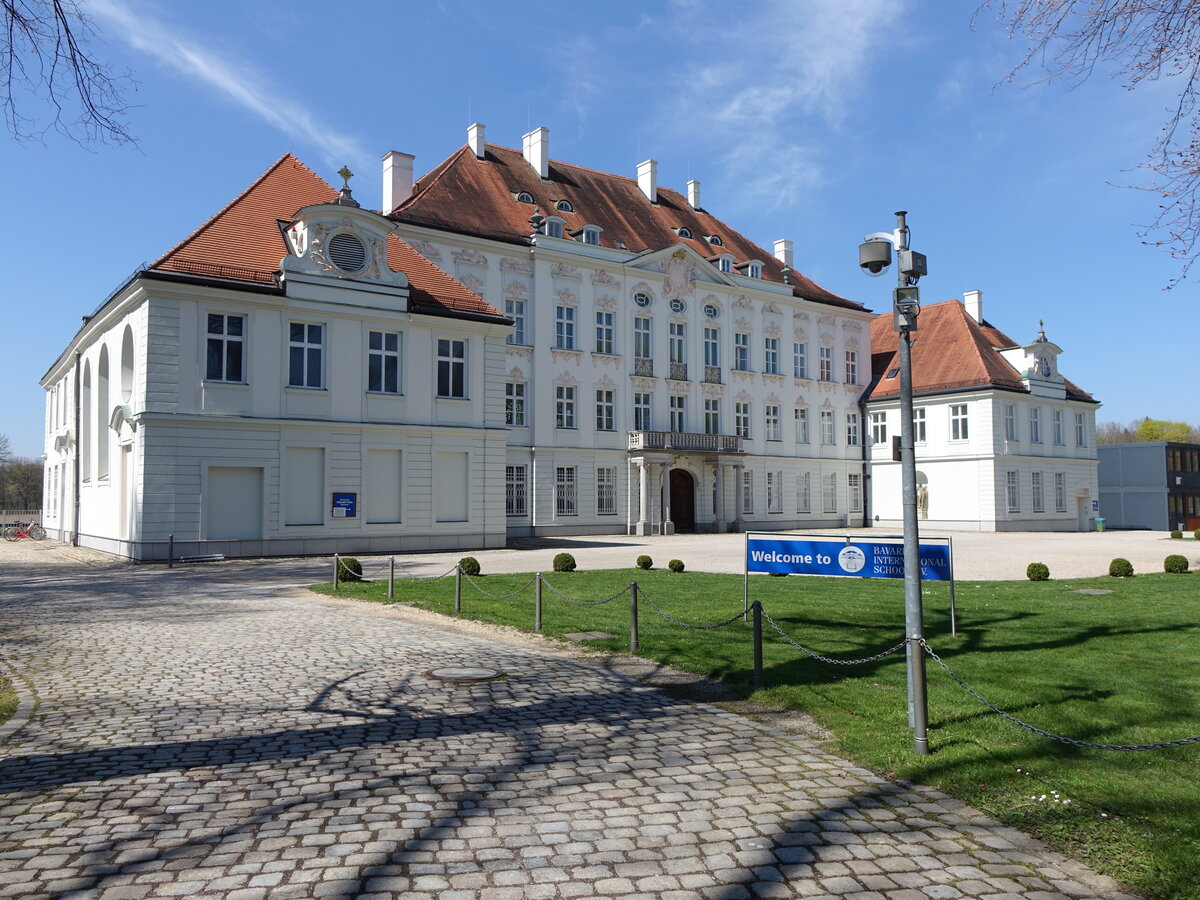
535,573 -> 543,632
168,534 -> 174,569
752,600 -> 764,691
454,565 -> 462,613
333,553 -> 340,592
388,556 -> 395,600
630,581 -> 640,653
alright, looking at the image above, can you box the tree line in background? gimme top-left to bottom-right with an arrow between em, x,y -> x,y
1096,418 -> 1200,445
0,434 -> 43,510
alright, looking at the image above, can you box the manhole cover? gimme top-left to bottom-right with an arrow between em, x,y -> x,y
1072,589 -> 1114,595
427,666 -> 503,683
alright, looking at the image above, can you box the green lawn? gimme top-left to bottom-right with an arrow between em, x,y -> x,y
312,568 -> 1200,898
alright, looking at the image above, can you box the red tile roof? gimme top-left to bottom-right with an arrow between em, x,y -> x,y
392,143 -> 865,312
152,154 -> 500,318
867,300 -> 1095,402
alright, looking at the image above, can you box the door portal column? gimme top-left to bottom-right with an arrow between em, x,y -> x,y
662,461 -> 675,535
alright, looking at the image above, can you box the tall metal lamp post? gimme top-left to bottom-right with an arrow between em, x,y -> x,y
859,211 -> 930,755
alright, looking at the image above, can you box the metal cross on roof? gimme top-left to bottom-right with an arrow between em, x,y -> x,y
337,166 -> 354,189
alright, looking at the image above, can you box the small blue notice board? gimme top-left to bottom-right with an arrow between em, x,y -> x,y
331,493 -> 357,518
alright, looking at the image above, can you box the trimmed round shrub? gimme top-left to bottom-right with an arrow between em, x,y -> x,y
1170,529 -> 1183,540
1165,554 -> 1189,574
1109,557 -> 1134,578
339,556 -> 362,582
636,554 -> 653,570
667,559 -> 685,574
459,556 -> 481,577
1026,562 -> 1049,582
553,552 -> 577,572
1194,529 -> 1200,541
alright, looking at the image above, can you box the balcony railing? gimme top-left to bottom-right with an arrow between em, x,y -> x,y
634,358 -> 653,377
627,430 -> 743,453
669,362 -> 688,381
703,365 -> 722,384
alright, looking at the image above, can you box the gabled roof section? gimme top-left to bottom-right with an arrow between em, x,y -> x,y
867,300 -> 1095,402
150,154 -> 502,319
392,142 -> 865,312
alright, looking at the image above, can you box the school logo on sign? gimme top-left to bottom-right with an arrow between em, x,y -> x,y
837,545 -> 867,573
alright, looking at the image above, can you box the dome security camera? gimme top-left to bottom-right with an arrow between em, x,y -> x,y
858,240 -> 891,277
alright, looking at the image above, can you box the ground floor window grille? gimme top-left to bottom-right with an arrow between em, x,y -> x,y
505,465 -> 527,516
767,471 -> 783,513
823,473 -> 838,513
797,472 -> 811,513
1006,471 -> 1020,513
556,466 -> 577,516
1054,472 -> 1067,512
596,467 -> 617,515
742,470 -> 753,515
848,473 -> 862,512
1032,471 -> 1045,512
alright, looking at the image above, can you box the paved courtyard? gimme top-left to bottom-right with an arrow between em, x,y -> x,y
0,544 -> 1141,899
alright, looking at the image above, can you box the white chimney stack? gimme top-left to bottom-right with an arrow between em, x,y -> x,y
687,179 -> 701,210
468,122 -> 486,159
963,289 -> 983,323
381,150 -> 415,212
638,159 -> 658,203
773,239 -> 794,267
522,126 -> 549,178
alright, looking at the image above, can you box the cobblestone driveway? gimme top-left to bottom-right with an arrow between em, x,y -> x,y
0,563 -> 1135,899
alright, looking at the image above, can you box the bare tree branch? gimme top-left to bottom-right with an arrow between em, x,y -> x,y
978,1 -> 1200,286
2,0 -> 134,145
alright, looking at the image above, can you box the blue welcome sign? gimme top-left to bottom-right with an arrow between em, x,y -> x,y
746,533 -> 952,581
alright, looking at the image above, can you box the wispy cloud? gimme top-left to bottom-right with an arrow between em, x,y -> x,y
87,0 -> 369,170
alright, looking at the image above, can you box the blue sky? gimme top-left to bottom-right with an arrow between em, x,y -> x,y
1,0 -> 1193,459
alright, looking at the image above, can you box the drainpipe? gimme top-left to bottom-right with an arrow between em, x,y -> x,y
72,351 -> 81,546
858,392 -> 871,529
529,446 -> 537,534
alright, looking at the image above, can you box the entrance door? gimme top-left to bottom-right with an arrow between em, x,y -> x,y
669,469 -> 695,533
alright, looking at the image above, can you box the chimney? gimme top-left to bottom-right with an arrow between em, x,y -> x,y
522,126 -> 549,178
963,289 -> 983,323
638,159 -> 658,203
381,150 -> 415,212
773,239 -> 794,267
468,122 -> 486,159
687,179 -> 701,210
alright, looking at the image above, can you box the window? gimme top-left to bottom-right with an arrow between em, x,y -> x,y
505,382 -> 525,426
1055,472 -> 1067,512
556,199 -> 574,213
546,218 -> 564,238
717,255 -> 733,273
580,226 -> 600,245
913,408 -> 926,443
871,412 -> 887,446
797,472 -> 811,513
555,305 -> 576,350
823,473 -> 838,513
767,471 -> 783,513
633,292 -> 652,308
704,398 -> 720,434
595,389 -> 615,431
1075,413 -> 1086,447
1032,471 -> 1045,512
556,385 -> 576,428
846,412 -> 860,446
669,298 -> 687,313
747,262 -> 762,278
597,467 -> 617,515
707,234 -> 724,246
766,404 -> 781,441
703,303 -> 720,319
594,311 -> 615,354
516,191 -> 534,204
506,465 -> 527,516
844,350 -> 858,385
820,409 -> 835,445
367,330 -> 401,394
634,392 -> 652,430
676,226 -> 693,239
669,322 -> 686,364
634,317 -> 652,360
556,466 -> 577,516
1006,471 -> 1020,512
436,338 -> 466,398
764,337 -> 780,375
1029,408 -> 1042,443
505,298 -> 526,345
950,404 -> 968,441
734,332 -> 750,371
848,473 -> 863,512
206,314 -> 244,382
1053,410 -> 1065,445
289,322 -> 324,388
795,407 -> 809,444
1005,404 -> 1018,441
704,327 -> 720,367
742,470 -> 753,514
793,342 -> 808,379
818,346 -> 833,382
669,395 -> 686,432
735,401 -> 751,439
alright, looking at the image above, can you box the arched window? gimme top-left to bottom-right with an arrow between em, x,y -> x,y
120,326 -> 135,402
515,191 -> 534,204
97,346 -> 109,480
555,199 -> 574,213
81,362 -> 92,482
675,227 -> 693,239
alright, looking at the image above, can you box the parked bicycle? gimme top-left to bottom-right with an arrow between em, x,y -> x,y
3,522 -> 47,541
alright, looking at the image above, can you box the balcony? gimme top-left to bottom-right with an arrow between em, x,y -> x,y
633,358 -> 654,377
627,430 -> 743,453
669,362 -> 688,381
703,365 -> 722,384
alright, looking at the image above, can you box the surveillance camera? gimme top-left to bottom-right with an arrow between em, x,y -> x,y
858,240 -> 891,277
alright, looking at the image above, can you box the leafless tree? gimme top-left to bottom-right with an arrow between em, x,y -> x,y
2,0 -> 133,144
0,433 -> 10,465
980,1 -> 1200,285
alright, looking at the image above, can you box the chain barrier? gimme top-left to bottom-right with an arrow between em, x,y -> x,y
761,608 -> 908,665
540,577 -> 630,607
337,557 -> 392,579
920,639 -> 1200,752
393,562 -> 460,581
462,571 -> 539,600
637,586 -> 746,631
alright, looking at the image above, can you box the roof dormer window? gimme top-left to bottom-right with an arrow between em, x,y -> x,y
706,235 -> 724,246
555,199 -> 574,213
515,191 -> 535,204
715,254 -> 733,274
574,225 -> 601,245
738,260 -> 764,279
674,226 -> 693,239
545,216 -> 565,238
